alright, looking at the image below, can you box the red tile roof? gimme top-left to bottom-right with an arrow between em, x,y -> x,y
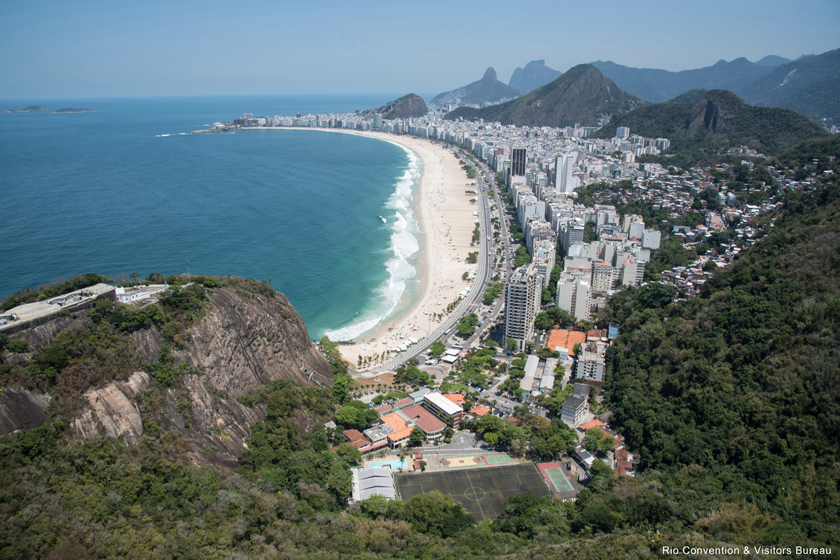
402,404 -> 446,434
343,429 -> 371,449
395,397 -> 413,407
470,405 -> 491,417
444,394 -> 465,406
577,419 -> 606,431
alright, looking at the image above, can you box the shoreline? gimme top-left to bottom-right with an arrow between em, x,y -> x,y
241,127 -> 476,369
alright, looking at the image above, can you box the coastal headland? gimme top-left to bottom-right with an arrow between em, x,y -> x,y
243,127 -> 477,369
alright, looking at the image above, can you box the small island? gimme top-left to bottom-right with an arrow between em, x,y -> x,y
0,105 -> 47,113
53,108 -> 94,114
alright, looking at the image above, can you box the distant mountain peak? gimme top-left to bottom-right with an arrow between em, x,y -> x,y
431,67 -> 522,107
756,55 -> 792,67
508,60 -> 563,93
445,63 -> 646,128
362,93 -> 428,119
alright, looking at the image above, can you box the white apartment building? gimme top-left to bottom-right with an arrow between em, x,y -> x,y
556,271 -> 591,321
505,263 -> 542,352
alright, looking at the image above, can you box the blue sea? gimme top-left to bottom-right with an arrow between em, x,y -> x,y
0,95 -> 425,341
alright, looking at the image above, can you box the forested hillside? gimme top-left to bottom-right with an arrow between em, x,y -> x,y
1,157 -> 838,557
599,170 -> 840,545
595,90 -> 828,155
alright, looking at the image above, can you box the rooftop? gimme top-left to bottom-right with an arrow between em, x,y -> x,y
351,467 -> 396,502
364,423 -> 394,443
577,419 -> 606,431
443,394 -> 465,407
546,328 -> 587,356
424,391 -> 463,416
0,283 -> 115,330
402,404 -> 446,434
470,405 -> 491,417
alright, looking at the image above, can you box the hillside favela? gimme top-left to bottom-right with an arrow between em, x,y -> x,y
1,2 -> 838,559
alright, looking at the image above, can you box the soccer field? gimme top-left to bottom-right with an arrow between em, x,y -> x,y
394,463 -> 550,521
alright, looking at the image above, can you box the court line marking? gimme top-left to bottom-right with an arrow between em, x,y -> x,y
487,466 -> 504,519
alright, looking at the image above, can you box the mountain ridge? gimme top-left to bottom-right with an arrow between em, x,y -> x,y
431,67 -> 523,106
508,59 -> 563,93
594,89 -> 829,155
592,47 -> 840,122
444,64 -> 647,128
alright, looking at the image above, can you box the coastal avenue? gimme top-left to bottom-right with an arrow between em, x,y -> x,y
368,148 -> 499,374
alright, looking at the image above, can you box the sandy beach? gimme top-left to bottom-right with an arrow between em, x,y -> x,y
243,127 -> 478,371
329,131 -> 478,371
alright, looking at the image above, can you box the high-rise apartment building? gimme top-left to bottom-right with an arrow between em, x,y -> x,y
510,146 -> 527,184
505,263 -> 542,352
556,272 -> 591,321
555,153 -> 578,193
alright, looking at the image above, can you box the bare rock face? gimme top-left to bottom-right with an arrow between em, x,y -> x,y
71,372 -> 150,444
0,387 -> 50,434
1,285 -> 334,464
160,374 -> 268,460
174,288 -> 333,398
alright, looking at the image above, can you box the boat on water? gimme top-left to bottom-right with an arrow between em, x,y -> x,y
379,216 -> 386,223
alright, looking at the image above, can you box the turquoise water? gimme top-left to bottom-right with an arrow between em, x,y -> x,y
370,459 -> 409,470
0,95 -> 423,340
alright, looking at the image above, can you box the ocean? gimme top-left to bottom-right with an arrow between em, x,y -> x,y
0,95 -> 424,341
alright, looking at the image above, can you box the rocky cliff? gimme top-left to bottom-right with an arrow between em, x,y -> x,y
0,284 -> 333,463
364,94 -> 428,119
71,371 -> 150,445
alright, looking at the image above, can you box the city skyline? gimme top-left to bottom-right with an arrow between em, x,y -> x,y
1,0 -> 838,98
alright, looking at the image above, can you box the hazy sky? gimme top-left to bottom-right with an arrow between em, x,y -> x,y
1,0 -> 838,98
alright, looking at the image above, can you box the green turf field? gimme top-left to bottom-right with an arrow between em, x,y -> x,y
484,453 -> 515,465
545,467 -> 574,493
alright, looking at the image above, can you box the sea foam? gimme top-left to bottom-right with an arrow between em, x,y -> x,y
325,146 -> 422,341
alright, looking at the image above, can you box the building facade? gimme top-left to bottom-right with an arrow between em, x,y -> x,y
505,263 -> 542,352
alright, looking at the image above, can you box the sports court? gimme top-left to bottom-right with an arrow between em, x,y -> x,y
394,463 -> 550,521
537,461 -> 580,499
440,452 -> 517,469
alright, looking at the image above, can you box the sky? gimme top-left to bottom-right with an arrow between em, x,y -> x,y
1,0 -> 838,99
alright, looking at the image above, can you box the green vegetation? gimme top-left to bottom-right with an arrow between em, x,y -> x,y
534,306 -> 576,330
335,400 -> 380,429
512,246 -> 530,267
482,282 -> 503,304
478,413 -> 576,459
596,173 -> 840,547
450,347 -> 499,388
394,363 -> 432,386
595,90 -> 828,157
456,313 -> 479,337
583,220 -> 597,242
430,341 -> 446,357
445,64 -> 646,128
